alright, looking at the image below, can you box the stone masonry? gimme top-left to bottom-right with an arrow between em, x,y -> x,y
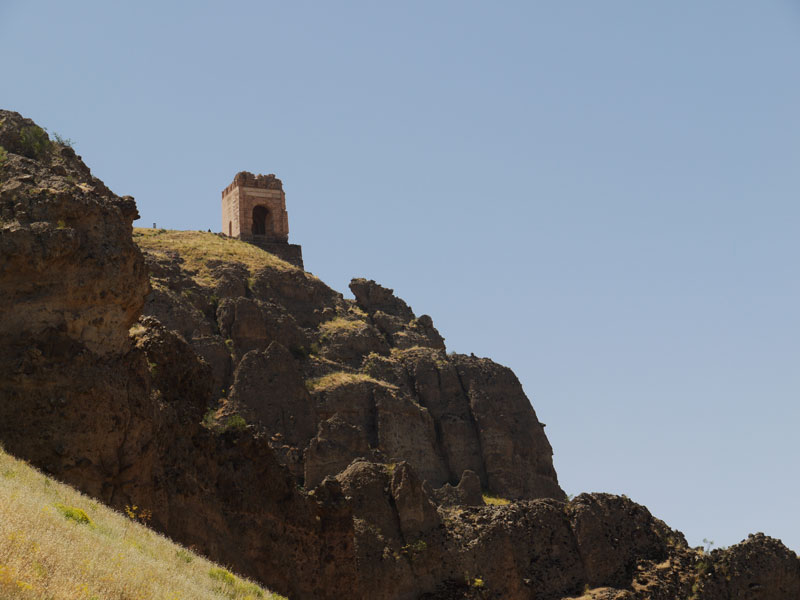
221,171 -> 304,268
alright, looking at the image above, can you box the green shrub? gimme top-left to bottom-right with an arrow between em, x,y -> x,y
224,414 -> 247,431
400,539 -> 427,561
52,132 -> 74,148
176,548 -> 194,563
55,503 -> 92,525
0,146 -> 7,168
209,567 -> 236,586
18,125 -> 51,160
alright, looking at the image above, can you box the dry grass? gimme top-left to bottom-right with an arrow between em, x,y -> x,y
133,228 -> 297,287
305,371 -> 395,393
318,317 -> 369,338
0,447 -> 285,600
482,494 -> 511,506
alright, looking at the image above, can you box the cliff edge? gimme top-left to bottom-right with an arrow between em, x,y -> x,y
1,110 -> 798,599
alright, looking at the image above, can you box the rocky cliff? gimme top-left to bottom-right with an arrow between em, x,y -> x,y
1,109 -> 798,599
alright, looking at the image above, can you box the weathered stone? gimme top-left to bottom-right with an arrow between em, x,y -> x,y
304,416 -> 372,489
454,353 -> 566,500
390,462 -> 440,538
229,342 -> 317,447
377,393 -> 448,485
429,469 -> 483,507
350,278 -> 414,320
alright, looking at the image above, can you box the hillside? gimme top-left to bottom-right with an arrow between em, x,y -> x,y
0,446 -> 282,600
1,108 -> 799,599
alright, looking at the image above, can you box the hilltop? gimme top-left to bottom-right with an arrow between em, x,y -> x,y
1,108 -> 799,599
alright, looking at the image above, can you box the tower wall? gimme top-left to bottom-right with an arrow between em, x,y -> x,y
221,171 -> 303,269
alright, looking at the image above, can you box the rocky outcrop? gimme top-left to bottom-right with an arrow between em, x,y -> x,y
229,341 -> 317,447
0,111 -> 357,600
1,110 -> 797,600
0,110 -> 148,356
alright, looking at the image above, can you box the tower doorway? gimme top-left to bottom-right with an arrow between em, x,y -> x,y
252,205 -> 270,235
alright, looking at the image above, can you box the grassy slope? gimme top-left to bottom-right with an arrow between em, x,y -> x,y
0,447 -> 285,600
133,228 -> 298,287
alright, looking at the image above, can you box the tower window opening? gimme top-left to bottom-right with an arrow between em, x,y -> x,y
252,205 -> 269,236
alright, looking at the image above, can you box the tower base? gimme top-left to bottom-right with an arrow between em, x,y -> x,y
240,235 -> 304,269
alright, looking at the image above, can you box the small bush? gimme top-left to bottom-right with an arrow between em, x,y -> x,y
202,408 -> 218,429
18,125 -> 51,160
55,503 -> 92,525
0,146 -> 7,168
209,567 -> 236,586
176,548 -> 194,563
224,414 -> 247,431
52,132 -> 74,148
124,504 -> 152,525
401,539 -> 427,561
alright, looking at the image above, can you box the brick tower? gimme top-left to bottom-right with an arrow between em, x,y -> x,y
221,171 -> 303,268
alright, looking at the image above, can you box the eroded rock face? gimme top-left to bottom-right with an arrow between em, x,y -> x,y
0,110 -> 148,356
2,110 -> 797,600
229,342 -> 317,447
0,111 -> 358,600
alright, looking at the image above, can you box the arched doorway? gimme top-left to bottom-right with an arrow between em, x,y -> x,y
252,205 -> 270,235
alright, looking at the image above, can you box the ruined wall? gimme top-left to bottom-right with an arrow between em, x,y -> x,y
221,185 -> 240,237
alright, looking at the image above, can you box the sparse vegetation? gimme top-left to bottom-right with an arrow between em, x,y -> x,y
224,414 -> 248,431
482,493 -> 511,506
54,503 -> 92,526
124,504 -> 153,525
400,539 -> 427,561
0,146 -> 7,169
202,408 -> 248,433
209,567 -> 266,598
319,316 -> 369,340
52,132 -> 74,148
18,125 -> 51,160
305,371 -> 395,393
0,446 -> 284,599
133,228 -> 298,288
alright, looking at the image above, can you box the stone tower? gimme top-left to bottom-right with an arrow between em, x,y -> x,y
221,171 -> 303,268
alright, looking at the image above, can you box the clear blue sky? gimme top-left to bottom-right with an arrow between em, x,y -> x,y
3,1 -> 799,553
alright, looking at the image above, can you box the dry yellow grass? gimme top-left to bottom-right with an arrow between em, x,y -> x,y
133,228 -> 297,287
318,317 -> 369,337
482,494 -> 511,506
305,371 -> 395,393
0,447 -> 284,600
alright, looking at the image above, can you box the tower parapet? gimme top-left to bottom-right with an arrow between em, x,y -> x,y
221,171 -> 303,268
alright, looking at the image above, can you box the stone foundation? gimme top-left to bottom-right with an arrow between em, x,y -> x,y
241,235 -> 304,269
